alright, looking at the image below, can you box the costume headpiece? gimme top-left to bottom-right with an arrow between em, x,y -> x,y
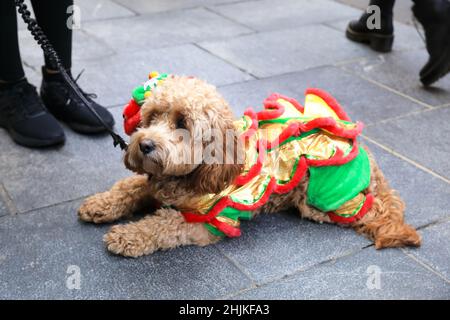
123,71 -> 169,135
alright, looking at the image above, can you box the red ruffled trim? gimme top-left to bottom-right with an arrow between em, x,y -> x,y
327,193 -> 374,224
183,178 -> 276,237
234,140 -> 266,186
274,157 -> 307,194
258,93 -> 305,121
210,219 -> 241,237
305,88 -> 351,121
257,93 -> 286,120
306,141 -> 359,167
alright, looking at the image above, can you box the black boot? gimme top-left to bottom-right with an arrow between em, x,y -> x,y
346,0 -> 395,52
412,0 -> 450,86
0,79 -> 65,148
40,67 -> 115,134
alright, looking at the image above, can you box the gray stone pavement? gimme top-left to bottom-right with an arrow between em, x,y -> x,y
0,0 -> 449,299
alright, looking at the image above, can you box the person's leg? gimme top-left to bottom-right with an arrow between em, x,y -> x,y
0,0 -> 65,148
411,0 -> 450,86
346,0 -> 396,52
0,0 -> 26,82
29,0 -> 115,133
30,0 -> 73,71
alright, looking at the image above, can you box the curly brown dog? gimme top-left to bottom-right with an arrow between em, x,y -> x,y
78,76 -> 421,258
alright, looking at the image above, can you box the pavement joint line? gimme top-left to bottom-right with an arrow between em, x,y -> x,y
339,64 -> 435,109
236,63 -> 343,83
108,0 -> 141,16
13,194 -> 87,217
436,102 -> 450,108
214,244 -> 257,284
193,43 -> 259,79
211,0 -> 265,9
203,6 -> 259,33
0,183 -> 18,216
77,28 -> 118,57
76,27 -> 256,56
416,216 -> 450,231
82,3 -> 203,23
221,244 -> 372,299
401,249 -> 450,284
22,60 -> 39,73
364,104 -> 450,128
109,0 -> 260,17
332,55 -> 373,67
83,3 -> 256,28
322,20 -> 425,52
361,135 -> 450,185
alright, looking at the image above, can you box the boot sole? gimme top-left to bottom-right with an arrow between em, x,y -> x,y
420,41 -> 450,87
346,26 -> 394,53
0,124 -> 65,148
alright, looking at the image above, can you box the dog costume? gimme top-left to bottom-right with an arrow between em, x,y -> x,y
123,73 -> 373,238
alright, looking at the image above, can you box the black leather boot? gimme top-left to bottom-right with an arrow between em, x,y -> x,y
346,0 -> 395,52
412,0 -> 450,86
0,79 -> 65,148
40,67 -> 115,134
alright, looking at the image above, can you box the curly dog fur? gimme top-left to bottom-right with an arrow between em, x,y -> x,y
78,76 -> 421,257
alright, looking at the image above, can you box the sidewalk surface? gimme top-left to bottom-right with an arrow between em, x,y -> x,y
0,0 -> 449,299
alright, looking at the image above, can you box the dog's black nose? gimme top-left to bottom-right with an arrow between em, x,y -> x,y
139,140 -> 155,155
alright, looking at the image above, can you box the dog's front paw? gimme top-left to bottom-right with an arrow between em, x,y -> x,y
78,192 -> 127,224
103,224 -> 155,258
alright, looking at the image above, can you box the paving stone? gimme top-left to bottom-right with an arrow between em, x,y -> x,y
73,44 -> 253,107
364,106 -> 450,180
210,0 -> 360,31
114,0 -> 248,14
19,28 -> 116,72
363,140 -> 450,228
406,221 -> 450,281
75,0 -> 135,22
83,7 -> 253,52
16,0 -> 134,30
22,64 -> 41,88
325,19 -> 424,52
233,247 -> 449,299
342,50 -> 450,107
0,200 -> 252,299
0,106 -> 130,214
215,212 -> 371,284
0,196 -> 8,218
219,66 -> 425,125
200,24 -> 378,78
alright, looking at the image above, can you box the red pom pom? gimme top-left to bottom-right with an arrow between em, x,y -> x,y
123,99 -> 142,135
123,99 -> 140,119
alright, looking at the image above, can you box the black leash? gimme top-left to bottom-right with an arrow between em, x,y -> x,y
15,0 -> 128,150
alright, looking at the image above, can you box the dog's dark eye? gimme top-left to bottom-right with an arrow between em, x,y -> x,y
176,117 -> 186,129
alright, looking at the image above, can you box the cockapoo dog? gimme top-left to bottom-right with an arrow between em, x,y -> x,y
78,75 -> 421,257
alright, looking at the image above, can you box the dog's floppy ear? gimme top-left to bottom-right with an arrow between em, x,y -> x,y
189,162 -> 242,194
188,121 -> 243,194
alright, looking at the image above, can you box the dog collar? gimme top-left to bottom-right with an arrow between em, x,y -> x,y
123,71 -> 169,135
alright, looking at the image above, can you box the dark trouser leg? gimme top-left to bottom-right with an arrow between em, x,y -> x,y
411,0 -> 450,85
0,0 -> 25,82
368,0 -> 395,14
30,0 -> 73,70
